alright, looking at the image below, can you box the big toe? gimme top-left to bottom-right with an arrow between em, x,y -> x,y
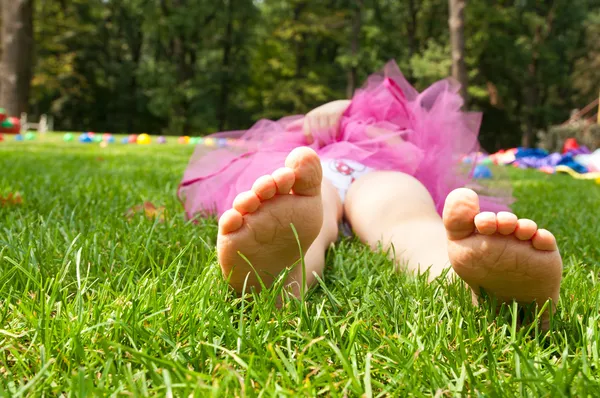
219,209 -> 244,235
285,147 -> 323,196
443,188 -> 480,240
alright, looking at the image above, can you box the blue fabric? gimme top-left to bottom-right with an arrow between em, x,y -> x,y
515,147 -> 588,173
473,165 -> 493,179
515,147 -> 548,159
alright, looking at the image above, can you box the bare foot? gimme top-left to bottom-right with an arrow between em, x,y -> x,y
217,147 -> 324,294
443,188 -> 563,327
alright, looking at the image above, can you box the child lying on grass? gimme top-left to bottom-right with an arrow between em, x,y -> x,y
179,61 -> 562,328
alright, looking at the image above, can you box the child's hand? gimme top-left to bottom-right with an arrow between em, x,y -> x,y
303,100 -> 351,144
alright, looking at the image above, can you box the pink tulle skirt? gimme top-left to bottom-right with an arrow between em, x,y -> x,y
179,61 -> 511,219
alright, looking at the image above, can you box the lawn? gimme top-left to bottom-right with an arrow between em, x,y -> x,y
1,136 -> 600,396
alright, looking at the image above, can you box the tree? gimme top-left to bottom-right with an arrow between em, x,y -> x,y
247,0 -> 348,121
21,0 -> 600,145
465,0 -> 593,150
448,0 -> 468,103
1,0 -> 34,116
572,11 -> 600,111
346,0 -> 362,98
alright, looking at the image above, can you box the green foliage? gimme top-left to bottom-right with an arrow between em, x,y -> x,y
465,0 -> 599,149
409,40 -> 451,89
25,0 -> 600,148
572,11 -> 600,107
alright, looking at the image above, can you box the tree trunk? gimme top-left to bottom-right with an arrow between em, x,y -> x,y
522,7 -> 555,148
522,60 -> 537,148
407,0 -> 418,59
346,0 -> 362,98
293,2 -> 307,78
448,0 -> 468,104
217,0 -> 234,131
1,0 -> 34,116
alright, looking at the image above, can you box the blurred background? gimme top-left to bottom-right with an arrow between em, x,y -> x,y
2,0 -> 599,151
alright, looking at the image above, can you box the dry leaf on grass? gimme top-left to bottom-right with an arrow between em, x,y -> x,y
0,192 -> 23,207
125,201 -> 166,222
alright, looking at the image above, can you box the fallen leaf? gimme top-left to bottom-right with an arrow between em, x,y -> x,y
0,192 -> 23,207
125,201 -> 165,222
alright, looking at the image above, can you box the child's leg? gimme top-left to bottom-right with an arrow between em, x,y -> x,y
217,147 -> 342,295
345,171 -> 451,278
344,171 -> 563,327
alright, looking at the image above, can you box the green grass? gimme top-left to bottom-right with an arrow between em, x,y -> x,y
1,136 -> 600,396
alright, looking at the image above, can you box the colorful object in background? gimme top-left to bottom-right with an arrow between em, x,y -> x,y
0,116 -> 21,134
128,134 -> 138,144
0,108 -> 6,122
157,136 -> 167,144
226,138 -> 238,147
178,136 -> 190,144
574,149 -> 600,172
93,135 -> 103,143
102,133 -> 115,143
0,133 -> 3,142
473,164 -> 493,179
24,132 -> 36,141
556,165 -> 600,181
204,137 -> 215,147
15,134 -> 23,141
217,138 -> 228,148
462,151 -> 489,165
63,133 -> 74,142
121,137 -> 129,144
539,166 -> 555,174
479,157 -> 493,166
137,133 -> 151,145
79,133 -> 93,143
514,147 -> 588,174
562,138 -> 579,154
489,148 -> 517,165
466,138 -> 600,184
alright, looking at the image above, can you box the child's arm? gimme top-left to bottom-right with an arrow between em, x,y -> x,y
302,100 -> 351,144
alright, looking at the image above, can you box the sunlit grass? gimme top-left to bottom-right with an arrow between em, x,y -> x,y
1,138 -> 600,395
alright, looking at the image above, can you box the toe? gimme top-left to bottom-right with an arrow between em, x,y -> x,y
443,188 -> 480,240
496,212 -> 518,235
514,219 -> 538,240
272,167 -> 295,194
474,212 -> 497,235
252,175 -> 277,201
232,191 -> 261,214
218,209 -> 244,234
532,228 -> 558,251
285,147 -> 323,196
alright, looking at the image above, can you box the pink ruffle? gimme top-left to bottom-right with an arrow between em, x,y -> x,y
179,61 -> 511,219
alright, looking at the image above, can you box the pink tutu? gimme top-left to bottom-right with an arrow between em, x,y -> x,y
179,61 -> 512,219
